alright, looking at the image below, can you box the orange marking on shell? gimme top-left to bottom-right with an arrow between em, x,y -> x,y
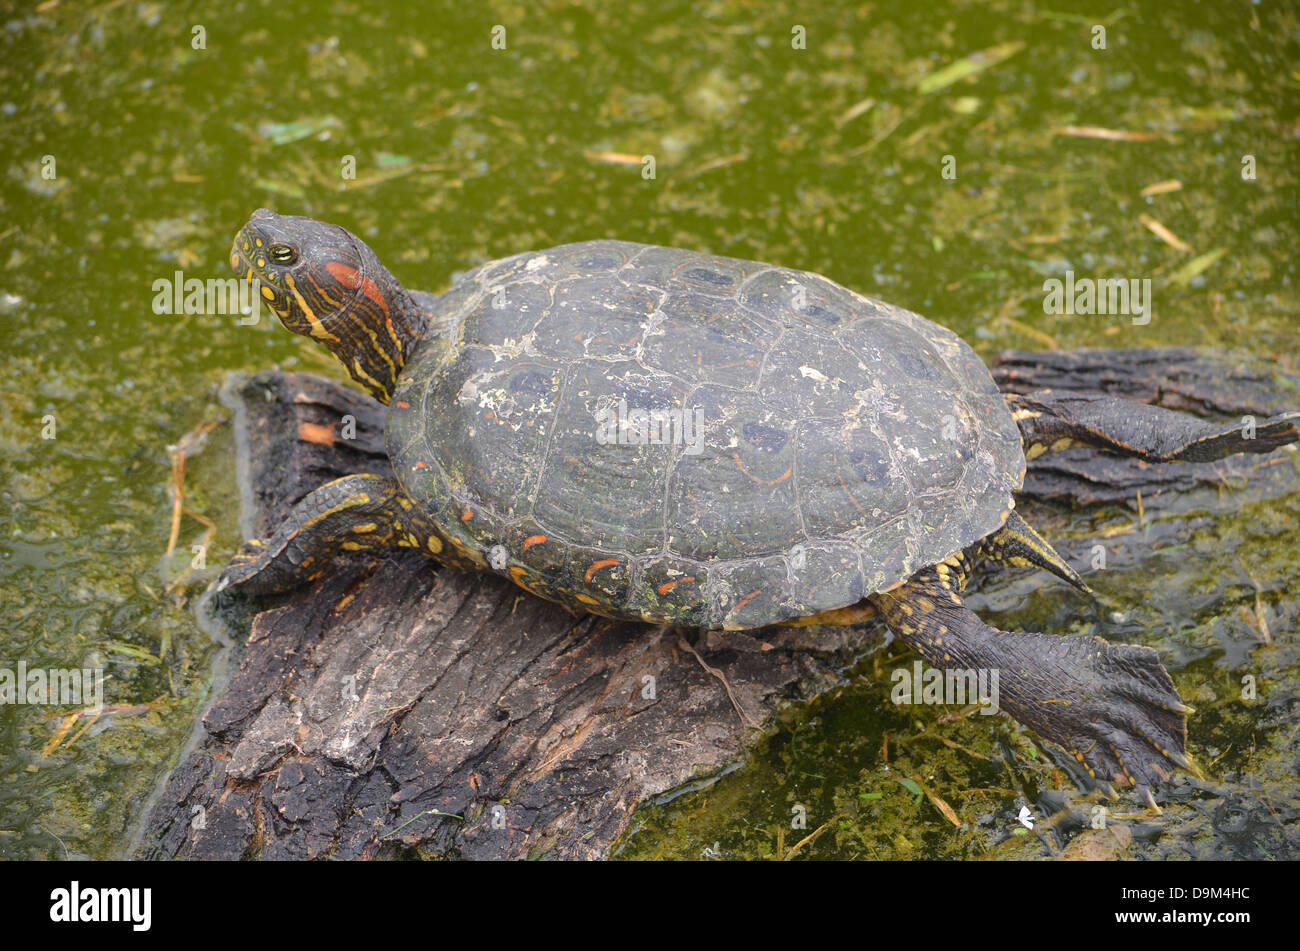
395,401 -> 410,409
460,510 -> 474,522
522,535 -> 546,551
584,558 -> 619,582
734,589 -> 762,611
413,460 -> 431,470
657,576 -> 696,596
732,453 -> 792,486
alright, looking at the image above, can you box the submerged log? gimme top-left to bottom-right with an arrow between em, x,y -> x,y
138,348 -> 1298,860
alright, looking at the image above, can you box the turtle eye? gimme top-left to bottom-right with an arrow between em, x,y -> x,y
268,244 -> 297,265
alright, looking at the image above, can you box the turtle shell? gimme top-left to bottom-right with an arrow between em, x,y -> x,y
387,241 -> 1024,629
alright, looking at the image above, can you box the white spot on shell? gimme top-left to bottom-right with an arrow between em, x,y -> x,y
525,256 -> 550,271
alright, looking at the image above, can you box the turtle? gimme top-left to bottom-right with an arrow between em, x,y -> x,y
219,208 -> 1300,790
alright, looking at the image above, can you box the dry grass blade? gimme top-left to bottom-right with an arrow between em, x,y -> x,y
910,775 -> 963,827
1236,558 -> 1273,645
584,151 -> 644,166
1051,126 -> 1173,142
1001,315 -> 1060,350
165,507 -> 217,594
833,101 -> 922,160
43,700 -> 167,757
166,416 -> 227,555
668,152 -> 748,185
1140,179 -> 1182,197
835,97 -> 876,127
781,815 -> 839,860
1138,213 -> 1194,252
42,711 -> 81,758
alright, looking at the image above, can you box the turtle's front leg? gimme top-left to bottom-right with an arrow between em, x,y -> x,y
871,564 -> 1192,788
216,473 -> 445,594
1007,391 -> 1299,462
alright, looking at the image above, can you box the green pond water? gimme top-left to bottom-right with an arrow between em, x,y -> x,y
1,0 -> 1297,860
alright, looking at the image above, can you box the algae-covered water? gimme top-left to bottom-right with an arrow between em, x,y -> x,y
1,0 -> 1297,860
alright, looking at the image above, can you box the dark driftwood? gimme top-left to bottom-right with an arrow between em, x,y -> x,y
138,348 -> 1297,860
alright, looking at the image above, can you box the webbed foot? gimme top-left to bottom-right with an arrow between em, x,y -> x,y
874,567 -> 1191,788
215,473 -> 422,595
980,630 -> 1190,786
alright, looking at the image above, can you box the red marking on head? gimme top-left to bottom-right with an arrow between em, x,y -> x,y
326,261 -> 362,288
326,261 -> 389,316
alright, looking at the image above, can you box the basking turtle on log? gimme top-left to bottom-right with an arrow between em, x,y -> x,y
220,209 -> 1298,791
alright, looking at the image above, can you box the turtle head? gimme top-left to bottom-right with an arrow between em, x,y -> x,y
230,209 -> 426,403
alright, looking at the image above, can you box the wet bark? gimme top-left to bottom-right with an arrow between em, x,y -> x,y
138,347 -> 1297,860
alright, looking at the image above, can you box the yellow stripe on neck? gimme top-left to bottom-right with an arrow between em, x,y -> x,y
285,274 -> 341,343
351,358 -> 388,398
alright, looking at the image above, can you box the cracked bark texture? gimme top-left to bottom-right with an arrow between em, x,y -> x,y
138,348 -> 1298,860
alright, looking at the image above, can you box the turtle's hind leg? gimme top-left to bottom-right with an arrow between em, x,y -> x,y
216,473 -> 442,594
1007,391 -> 1299,462
871,565 -> 1192,787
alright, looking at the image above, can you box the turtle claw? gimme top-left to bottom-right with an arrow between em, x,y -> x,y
1035,638 -> 1189,788
213,538 -> 279,594
958,630 -> 1189,788
1258,410 -> 1300,445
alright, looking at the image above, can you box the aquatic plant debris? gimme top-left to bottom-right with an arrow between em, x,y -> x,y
1050,126 -> 1174,142
254,116 -> 342,146
1138,214 -> 1194,253
1168,248 -> 1230,287
915,41 -> 1025,94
